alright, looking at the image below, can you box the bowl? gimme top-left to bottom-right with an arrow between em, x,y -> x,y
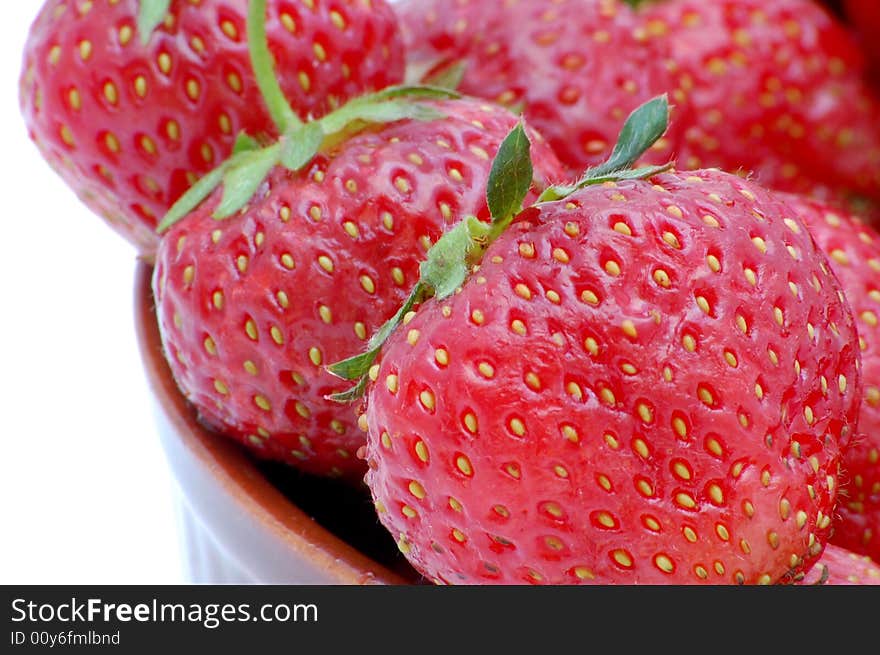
134,261 -> 416,584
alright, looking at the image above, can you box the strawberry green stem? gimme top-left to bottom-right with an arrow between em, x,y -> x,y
327,95 -> 673,396
247,0 -> 302,133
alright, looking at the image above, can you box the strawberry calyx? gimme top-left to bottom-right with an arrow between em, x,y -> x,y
155,0 -> 459,233
327,95 -> 673,400
137,0 -> 172,45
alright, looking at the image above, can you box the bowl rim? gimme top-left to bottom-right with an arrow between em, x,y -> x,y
133,261 -> 408,585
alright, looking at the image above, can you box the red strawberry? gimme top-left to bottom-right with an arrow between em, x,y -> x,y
353,99 -> 861,584
782,194 -> 880,561
842,0 -> 880,79
394,0 -> 679,174
19,0 -> 404,255
798,544 -> 880,584
639,0 -> 880,207
153,96 -> 564,481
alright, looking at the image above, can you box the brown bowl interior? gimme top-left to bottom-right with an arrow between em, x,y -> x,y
134,261 -> 418,584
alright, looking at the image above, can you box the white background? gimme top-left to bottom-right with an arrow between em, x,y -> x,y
0,5 -> 184,583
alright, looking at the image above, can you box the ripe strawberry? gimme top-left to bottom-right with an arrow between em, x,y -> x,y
638,0 -> 880,206
798,544 -> 880,585
394,0 -> 679,174
153,96 -> 564,480
782,194 -> 880,561
19,0 -> 404,255
353,99 -> 861,584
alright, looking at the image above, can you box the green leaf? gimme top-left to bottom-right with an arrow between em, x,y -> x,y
423,61 -> 468,91
366,85 -> 462,102
213,145 -> 281,219
587,95 -> 669,179
419,217 -> 489,300
138,0 -> 171,44
157,166 -> 224,233
280,122 -> 325,170
487,122 -> 533,225
538,95 -> 671,203
232,132 -> 260,155
326,377 -> 370,404
327,283 -> 427,382
320,98 -> 446,134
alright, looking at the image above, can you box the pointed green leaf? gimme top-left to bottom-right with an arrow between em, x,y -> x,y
366,84 -> 462,102
213,145 -> 280,219
326,377 -> 370,404
233,132 -> 260,155
327,283 -> 427,382
423,61 -> 468,91
486,122 -> 533,225
418,217 -> 490,300
320,99 -> 446,134
280,122 -> 325,170
157,166 -> 225,233
587,95 -> 669,179
138,0 -> 171,45
538,95 -> 672,203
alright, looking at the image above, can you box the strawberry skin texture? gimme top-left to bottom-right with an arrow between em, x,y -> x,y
19,0 -> 404,256
798,544 -> 880,584
365,170 -> 861,584
640,0 -> 880,205
152,98 -> 565,480
784,194 -> 880,561
394,0 -> 679,174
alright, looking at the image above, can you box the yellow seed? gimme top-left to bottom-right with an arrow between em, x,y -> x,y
676,493 -> 697,509
604,260 -> 622,276
420,389 -> 436,411
653,269 -> 671,287
408,481 -> 426,500
672,416 -> 688,438
698,386 -> 714,405
386,374 -> 399,394
662,231 -> 681,249
478,362 -> 495,378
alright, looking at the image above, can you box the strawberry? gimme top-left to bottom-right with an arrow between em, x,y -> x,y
394,0 -> 679,175
638,0 -> 880,207
781,194 -> 880,562
341,97 -> 862,584
152,85 -> 564,480
19,0 -> 404,255
798,544 -> 880,584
